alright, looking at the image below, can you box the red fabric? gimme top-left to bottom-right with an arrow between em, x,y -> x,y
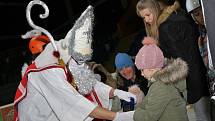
85,93 -> 94,102
85,90 -> 103,121
92,90 -> 103,107
14,63 -> 103,121
13,63 -> 64,121
85,90 -> 103,107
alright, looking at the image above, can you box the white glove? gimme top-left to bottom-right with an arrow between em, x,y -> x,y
211,96 -> 215,100
114,89 -> 137,103
113,111 -> 134,121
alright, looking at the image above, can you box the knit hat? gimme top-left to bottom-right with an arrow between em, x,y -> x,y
135,37 -> 164,69
115,53 -> 134,70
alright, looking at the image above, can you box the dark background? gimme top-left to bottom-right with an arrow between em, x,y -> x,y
0,0 -> 144,106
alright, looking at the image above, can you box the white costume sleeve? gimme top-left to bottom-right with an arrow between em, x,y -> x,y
94,81 -> 112,109
29,68 -> 97,121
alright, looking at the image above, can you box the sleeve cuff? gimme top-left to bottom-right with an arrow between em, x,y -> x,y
94,81 -> 112,108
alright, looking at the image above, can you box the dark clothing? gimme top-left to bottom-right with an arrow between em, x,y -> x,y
116,68 -> 148,112
158,9 -> 209,104
128,29 -> 146,57
117,69 -> 148,95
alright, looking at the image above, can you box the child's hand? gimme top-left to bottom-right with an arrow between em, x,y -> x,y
128,85 -> 144,104
128,85 -> 141,95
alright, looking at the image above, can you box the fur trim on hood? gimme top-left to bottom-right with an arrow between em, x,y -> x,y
152,58 -> 188,84
158,1 -> 181,26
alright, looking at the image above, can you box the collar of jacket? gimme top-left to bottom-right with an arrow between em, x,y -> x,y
148,58 -> 188,85
158,1 -> 181,26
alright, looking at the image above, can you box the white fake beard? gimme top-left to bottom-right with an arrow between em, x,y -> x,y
68,59 -> 100,95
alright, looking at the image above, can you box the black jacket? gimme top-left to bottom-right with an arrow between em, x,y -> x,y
159,10 -> 209,104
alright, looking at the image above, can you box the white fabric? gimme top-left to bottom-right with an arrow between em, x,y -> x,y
94,81 -> 112,109
113,111 -> 134,121
73,18 -> 93,55
114,89 -> 137,103
35,43 -> 58,68
207,38 -> 214,69
35,40 -> 71,67
18,68 -> 97,121
57,40 -> 71,64
35,40 -> 73,68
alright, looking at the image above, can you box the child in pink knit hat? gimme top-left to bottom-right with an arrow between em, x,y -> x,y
132,37 -> 189,121
135,37 -> 164,79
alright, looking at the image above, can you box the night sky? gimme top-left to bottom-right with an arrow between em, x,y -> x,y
0,0 -> 84,51
0,0 -> 124,54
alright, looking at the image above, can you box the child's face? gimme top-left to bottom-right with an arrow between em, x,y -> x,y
141,68 -> 158,79
119,66 -> 135,80
139,8 -> 154,25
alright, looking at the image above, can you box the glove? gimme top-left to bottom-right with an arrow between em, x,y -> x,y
211,96 -> 215,101
113,111 -> 134,121
114,89 -> 137,103
128,85 -> 144,104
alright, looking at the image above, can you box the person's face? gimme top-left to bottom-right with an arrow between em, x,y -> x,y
191,7 -> 204,25
119,66 -> 135,80
141,68 -> 157,79
139,8 -> 154,25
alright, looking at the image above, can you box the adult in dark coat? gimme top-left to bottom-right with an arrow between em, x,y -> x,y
136,0 -> 209,105
158,4 -> 211,120
158,8 -> 209,104
186,0 -> 214,120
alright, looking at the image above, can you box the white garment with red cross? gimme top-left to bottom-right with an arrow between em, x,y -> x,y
14,63 -> 112,121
